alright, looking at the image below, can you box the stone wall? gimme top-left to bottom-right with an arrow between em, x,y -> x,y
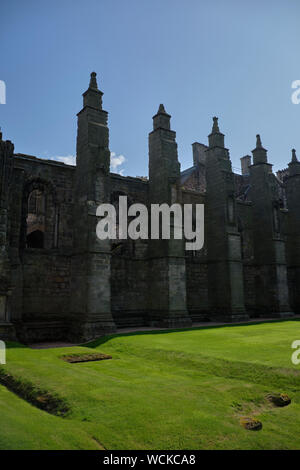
1,76 -> 299,342
110,174 -> 149,326
10,155 -> 74,341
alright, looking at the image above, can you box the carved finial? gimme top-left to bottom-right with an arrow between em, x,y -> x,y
252,134 -> 267,164
256,134 -> 262,149
153,104 -> 171,130
208,116 -> 225,148
158,104 -> 166,114
212,116 -> 220,133
292,148 -> 298,162
89,71 -> 98,89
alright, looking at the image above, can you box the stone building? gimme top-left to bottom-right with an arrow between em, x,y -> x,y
0,72 -> 298,343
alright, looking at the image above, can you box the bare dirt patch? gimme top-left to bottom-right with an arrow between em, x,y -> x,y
61,352 -> 112,364
240,417 -> 263,431
266,393 -> 291,407
0,368 -> 69,416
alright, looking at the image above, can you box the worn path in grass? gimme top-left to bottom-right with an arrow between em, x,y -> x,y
1,320 -> 300,449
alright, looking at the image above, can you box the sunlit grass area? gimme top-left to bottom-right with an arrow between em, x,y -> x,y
1,320 -> 300,449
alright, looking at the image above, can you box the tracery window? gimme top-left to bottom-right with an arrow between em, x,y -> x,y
26,189 -> 46,248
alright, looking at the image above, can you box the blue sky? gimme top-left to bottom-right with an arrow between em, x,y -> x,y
1,0 -> 299,175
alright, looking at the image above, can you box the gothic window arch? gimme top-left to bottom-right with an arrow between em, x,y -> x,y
110,190 -> 134,256
21,178 -> 58,250
272,201 -> 280,235
26,189 -> 46,248
237,216 -> 245,260
227,195 -> 235,224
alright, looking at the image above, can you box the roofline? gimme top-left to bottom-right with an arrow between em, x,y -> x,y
13,153 -> 75,169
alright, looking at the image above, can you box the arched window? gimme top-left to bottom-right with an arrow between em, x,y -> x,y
227,196 -> 235,224
110,191 -> 134,256
21,178 -> 58,251
26,189 -> 46,248
272,202 -> 280,234
237,216 -> 244,260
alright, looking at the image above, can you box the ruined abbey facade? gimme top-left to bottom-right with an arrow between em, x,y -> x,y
0,72 -> 299,343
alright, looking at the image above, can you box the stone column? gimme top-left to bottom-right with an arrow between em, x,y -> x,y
0,131 -> 16,339
240,155 -> 251,176
285,149 -> 300,313
70,72 -> 116,341
249,135 -> 292,317
205,117 -> 248,321
148,105 -> 192,328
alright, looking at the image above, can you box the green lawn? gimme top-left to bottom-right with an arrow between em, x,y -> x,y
1,320 -> 300,449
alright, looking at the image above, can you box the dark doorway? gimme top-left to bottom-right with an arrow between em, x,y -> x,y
26,229 -> 44,249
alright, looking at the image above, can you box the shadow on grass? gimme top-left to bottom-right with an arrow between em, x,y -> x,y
4,317 -> 300,350
0,368 -> 70,416
86,317 -> 300,349
5,341 -> 29,349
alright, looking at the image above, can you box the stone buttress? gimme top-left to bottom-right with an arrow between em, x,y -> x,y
70,73 -> 116,341
249,135 -> 292,317
148,105 -> 192,327
285,149 -> 300,313
0,130 -> 16,339
205,118 -> 248,321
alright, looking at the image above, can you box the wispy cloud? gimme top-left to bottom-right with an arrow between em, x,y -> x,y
50,151 -> 126,175
52,155 -> 76,166
110,152 -> 126,175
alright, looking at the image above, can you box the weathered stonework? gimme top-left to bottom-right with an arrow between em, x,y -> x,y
0,73 -> 297,343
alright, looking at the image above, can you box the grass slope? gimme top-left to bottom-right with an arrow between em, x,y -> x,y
1,320 -> 300,449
